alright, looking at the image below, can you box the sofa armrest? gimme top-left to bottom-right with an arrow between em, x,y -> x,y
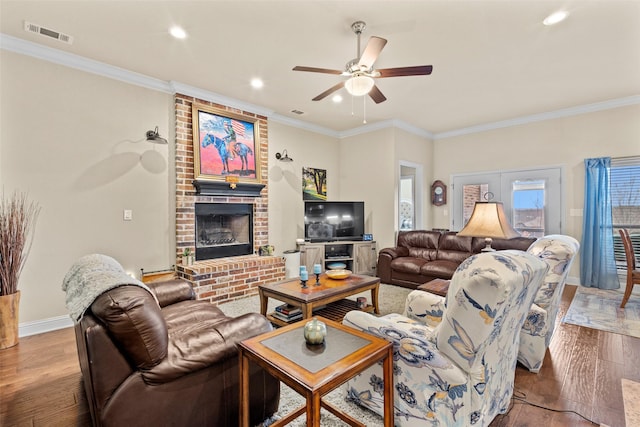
404,290 -> 445,328
377,247 -> 408,283
143,312 -> 273,384
147,279 -> 195,307
379,246 -> 409,259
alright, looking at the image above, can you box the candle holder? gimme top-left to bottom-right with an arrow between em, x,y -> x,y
300,279 -> 308,288
314,273 -> 321,286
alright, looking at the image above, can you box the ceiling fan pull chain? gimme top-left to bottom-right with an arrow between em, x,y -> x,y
363,96 -> 367,124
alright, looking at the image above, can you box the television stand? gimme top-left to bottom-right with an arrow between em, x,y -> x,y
299,240 -> 377,276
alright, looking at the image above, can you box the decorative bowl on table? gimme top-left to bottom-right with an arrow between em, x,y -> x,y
327,262 -> 347,270
326,269 -> 352,280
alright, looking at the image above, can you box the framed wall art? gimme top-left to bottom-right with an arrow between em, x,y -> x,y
192,103 -> 261,183
302,167 -> 327,200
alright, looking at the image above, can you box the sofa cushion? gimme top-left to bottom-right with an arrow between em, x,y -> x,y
390,257 -> 430,274
421,259 -> 460,279
91,286 -> 168,370
436,232 -> 474,263
398,230 -> 440,260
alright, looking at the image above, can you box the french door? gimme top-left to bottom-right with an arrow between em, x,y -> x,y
451,167 -> 563,237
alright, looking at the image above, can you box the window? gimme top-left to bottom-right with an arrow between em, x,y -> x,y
611,156 -> 640,266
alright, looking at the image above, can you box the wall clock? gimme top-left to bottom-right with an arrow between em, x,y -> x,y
431,180 -> 447,206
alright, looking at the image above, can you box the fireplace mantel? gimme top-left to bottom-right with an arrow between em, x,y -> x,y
192,180 -> 266,197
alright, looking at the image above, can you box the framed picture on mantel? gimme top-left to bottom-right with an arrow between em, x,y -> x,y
192,103 -> 261,183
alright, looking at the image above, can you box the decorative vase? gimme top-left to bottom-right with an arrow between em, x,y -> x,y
303,317 -> 327,345
0,291 -> 21,349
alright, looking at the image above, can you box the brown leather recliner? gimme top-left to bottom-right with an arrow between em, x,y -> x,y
74,278 -> 280,427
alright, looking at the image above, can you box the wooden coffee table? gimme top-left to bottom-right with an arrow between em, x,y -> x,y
238,316 -> 394,427
259,274 -> 380,327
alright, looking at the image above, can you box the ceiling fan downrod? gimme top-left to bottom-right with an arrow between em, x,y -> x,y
351,21 -> 366,58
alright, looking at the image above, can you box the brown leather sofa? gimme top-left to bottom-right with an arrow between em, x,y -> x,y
377,230 -> 536,289
74,278 -> 280,427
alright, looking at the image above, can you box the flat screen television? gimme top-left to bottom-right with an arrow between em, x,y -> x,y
304,201 -> 365,242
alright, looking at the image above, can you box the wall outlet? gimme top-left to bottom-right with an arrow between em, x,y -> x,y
123,209 -> 133,221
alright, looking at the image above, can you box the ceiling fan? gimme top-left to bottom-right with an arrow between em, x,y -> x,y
293,21 -> 433,104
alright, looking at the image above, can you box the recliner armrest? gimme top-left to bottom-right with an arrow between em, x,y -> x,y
147,279 -> 195,307
142,312 -> 273,384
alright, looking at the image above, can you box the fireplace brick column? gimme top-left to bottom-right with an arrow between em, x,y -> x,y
174,94 -> 285,304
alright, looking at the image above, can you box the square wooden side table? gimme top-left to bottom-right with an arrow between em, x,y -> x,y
417,278 -> 450,297
238,316 -> 394,427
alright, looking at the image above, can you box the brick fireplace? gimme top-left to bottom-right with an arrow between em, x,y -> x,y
174,94 -> 285,304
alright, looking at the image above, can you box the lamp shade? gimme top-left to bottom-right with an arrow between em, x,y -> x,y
344,75 -> 374,96
457,202 -> 520,240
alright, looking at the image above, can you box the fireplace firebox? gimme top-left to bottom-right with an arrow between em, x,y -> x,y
195,203 -> 253,260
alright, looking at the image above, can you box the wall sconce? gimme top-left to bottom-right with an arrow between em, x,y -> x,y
145,126 -> 168,144
275,150 -> 293,162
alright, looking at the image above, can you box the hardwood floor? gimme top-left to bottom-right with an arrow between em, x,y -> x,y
0,285 -> 636,426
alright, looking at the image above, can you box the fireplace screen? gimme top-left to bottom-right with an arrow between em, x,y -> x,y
195,203 -> 253,260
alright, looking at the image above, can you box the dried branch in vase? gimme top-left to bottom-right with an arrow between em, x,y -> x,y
0,190 -> 41,296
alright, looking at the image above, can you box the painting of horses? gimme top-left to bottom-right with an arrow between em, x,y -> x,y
192,103 -> 260,183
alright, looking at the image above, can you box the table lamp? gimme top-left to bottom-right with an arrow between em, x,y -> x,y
457,201 -> 520,252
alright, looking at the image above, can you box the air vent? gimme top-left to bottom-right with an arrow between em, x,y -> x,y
291,110 -> 305,115
24,21 -> 73,44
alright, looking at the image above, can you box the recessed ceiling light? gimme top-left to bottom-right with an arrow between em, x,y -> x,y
543,10 -> 569,26
169,26 -> 187,39
332,94 -> 343,103
250,78 -> 264,89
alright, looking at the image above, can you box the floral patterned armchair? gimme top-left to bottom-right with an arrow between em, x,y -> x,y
342,250 -> 547,427
517,235 -> 579,372
405,235 -> 580,374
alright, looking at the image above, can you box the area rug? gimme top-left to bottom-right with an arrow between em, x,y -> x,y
562,285 -> 640,338
218,283 -> 412,426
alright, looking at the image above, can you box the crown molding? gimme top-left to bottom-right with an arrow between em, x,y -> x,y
3,33 -> 638,142
0,33 -> 172,94
269,113 -> 339,138
433,95 -> 640,140
168,81 -> 274,118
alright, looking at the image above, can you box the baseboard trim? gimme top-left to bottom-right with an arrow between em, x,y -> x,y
19,315 -> 74,337
567,275 -> 581,286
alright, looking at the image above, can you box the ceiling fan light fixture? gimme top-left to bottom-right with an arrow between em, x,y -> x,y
345,75 -> 374,97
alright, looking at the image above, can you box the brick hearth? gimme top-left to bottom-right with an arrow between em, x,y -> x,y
174,94 -> 285,304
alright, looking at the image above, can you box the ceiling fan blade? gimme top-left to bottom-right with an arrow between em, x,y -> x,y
376,65 -> 433,78
312,81 -> 346,101
369,85 -> 387,104
293,66 -> 343,75
358,36 -> 387,70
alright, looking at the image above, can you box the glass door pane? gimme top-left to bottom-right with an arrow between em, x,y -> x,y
512,180 -> 546,237
452,173 -> 501,231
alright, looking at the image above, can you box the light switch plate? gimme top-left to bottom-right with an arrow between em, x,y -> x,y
123,209 -> 133,221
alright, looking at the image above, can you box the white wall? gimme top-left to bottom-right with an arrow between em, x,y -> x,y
394,128 -> 434,234
267,121 -> 340,254
1,50 -> 174,323
432,104 -> 640,279
339,127 -> 433,250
